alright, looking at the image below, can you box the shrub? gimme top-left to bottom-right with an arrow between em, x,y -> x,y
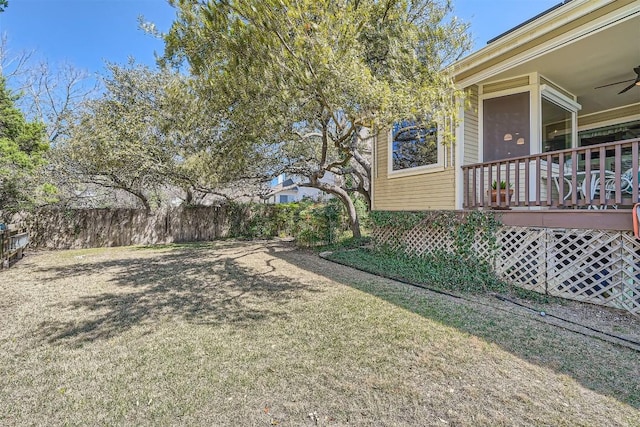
226,200 -> 349,245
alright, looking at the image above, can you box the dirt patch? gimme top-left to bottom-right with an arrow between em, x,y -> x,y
505,293 -> 640,345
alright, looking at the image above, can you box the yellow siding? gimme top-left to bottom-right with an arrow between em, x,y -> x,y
373,131 -> 455,211
482,76 -> 530,94
463,85 -> 479,165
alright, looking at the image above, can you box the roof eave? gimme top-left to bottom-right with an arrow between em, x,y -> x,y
449,0 -> 616,87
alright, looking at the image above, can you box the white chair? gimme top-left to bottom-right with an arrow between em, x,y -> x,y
621,168 -> 640,200
552,157 -> 573,202
580,170 -> 616,209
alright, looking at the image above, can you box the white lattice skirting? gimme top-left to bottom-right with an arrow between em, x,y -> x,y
373,224 -> 640,315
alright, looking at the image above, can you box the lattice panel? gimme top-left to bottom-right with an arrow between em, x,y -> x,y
618,233 -> 640,315
547,229 -> 627,307
403,225 -> 454,257
495,227 -> 546,294
372,223 -> 455,256
468,229 -> 494,264
371,226 -> 405,250
372,221 -> 639,315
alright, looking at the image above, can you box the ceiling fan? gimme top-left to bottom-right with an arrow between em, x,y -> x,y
594,66 -> 640,94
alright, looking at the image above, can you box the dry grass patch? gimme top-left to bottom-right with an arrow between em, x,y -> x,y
0,241 -> 638,426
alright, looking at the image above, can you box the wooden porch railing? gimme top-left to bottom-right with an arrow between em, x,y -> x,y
462,138 -> 640,209
0,227 -> 29,269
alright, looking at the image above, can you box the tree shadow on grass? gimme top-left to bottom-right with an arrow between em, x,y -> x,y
34,241 -> 319,346
272,248 -> 640,410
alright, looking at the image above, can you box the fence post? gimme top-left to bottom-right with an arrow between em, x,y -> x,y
0,230 -> 4,268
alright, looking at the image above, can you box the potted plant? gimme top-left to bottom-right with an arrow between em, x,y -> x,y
490,180 -> 514,204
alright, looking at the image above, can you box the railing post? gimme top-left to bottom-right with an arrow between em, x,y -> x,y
514,159 -> 520,206
558,152 -> 565,207
463,167 -> 469,209
632,141 -> 639,203
546,154 -> 553,207
487,164 -> 493,207
599,146 -> 606,207
535,157 -> 542,206
459,137 -> 639,211
583,150 -> 592,207
614,144 -> 622,205
478,166 -> 484,207
524,159 -> 530,206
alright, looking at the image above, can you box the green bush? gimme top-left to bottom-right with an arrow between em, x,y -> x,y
296,199 -> 343,246
226,200 -> 349,246
328,245 -> 507,294
351,210 -> 505,293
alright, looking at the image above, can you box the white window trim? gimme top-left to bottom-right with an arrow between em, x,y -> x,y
539,83 -> 581,150
540,85 -> 581,112
387,125 -> 445,179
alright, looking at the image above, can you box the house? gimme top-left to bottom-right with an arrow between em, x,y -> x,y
372,0 -> 640,314
266,173 -> 335,204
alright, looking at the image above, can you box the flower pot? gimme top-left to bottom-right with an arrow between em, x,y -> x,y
489,189 -> 514,204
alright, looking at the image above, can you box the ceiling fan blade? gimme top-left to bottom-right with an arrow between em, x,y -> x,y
594,79 -> 634,89
618,81 -> 637,94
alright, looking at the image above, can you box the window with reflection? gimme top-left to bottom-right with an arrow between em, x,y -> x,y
578,120 -> 640,146
391,120 -> 438,171
482,92 -> 530,162
542,97 -> 572,152
578,119 -> 640,171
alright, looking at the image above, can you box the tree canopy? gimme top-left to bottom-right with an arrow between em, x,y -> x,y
53,62 -> 267,209
163,0 -> 471,236
0,76 -> 49,218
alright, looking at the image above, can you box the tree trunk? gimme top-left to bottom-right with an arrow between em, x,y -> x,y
128,189 -> 151,211
340,192 -> 361,239
302,180 -> 361,239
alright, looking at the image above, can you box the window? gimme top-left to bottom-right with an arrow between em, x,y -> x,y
482,92 -> 530,162
391,120 -> 438,171
279,195 -> 289,203
542,97 -> 572,152
578,120 -> 640,146
578,119 -> 640,171
540,83 -> 580,153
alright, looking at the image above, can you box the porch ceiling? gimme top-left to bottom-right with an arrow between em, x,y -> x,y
481,14 -> 640,116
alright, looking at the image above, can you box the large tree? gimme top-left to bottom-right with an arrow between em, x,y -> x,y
0,37 -> 98,145
54,62 -> 264,209
163,0 -> 470,237
0,76 -> 49,219
20,61 -> 100,145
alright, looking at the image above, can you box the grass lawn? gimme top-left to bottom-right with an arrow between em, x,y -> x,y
0,241 -> 638,425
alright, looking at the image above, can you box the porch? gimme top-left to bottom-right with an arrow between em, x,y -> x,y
457,138 -> 639,315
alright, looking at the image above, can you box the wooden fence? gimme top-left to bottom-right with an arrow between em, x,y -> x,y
22,207 -> 238,250
10,203 -> 343,251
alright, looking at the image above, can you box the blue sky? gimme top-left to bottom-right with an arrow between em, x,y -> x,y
0,0 -> 561,76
